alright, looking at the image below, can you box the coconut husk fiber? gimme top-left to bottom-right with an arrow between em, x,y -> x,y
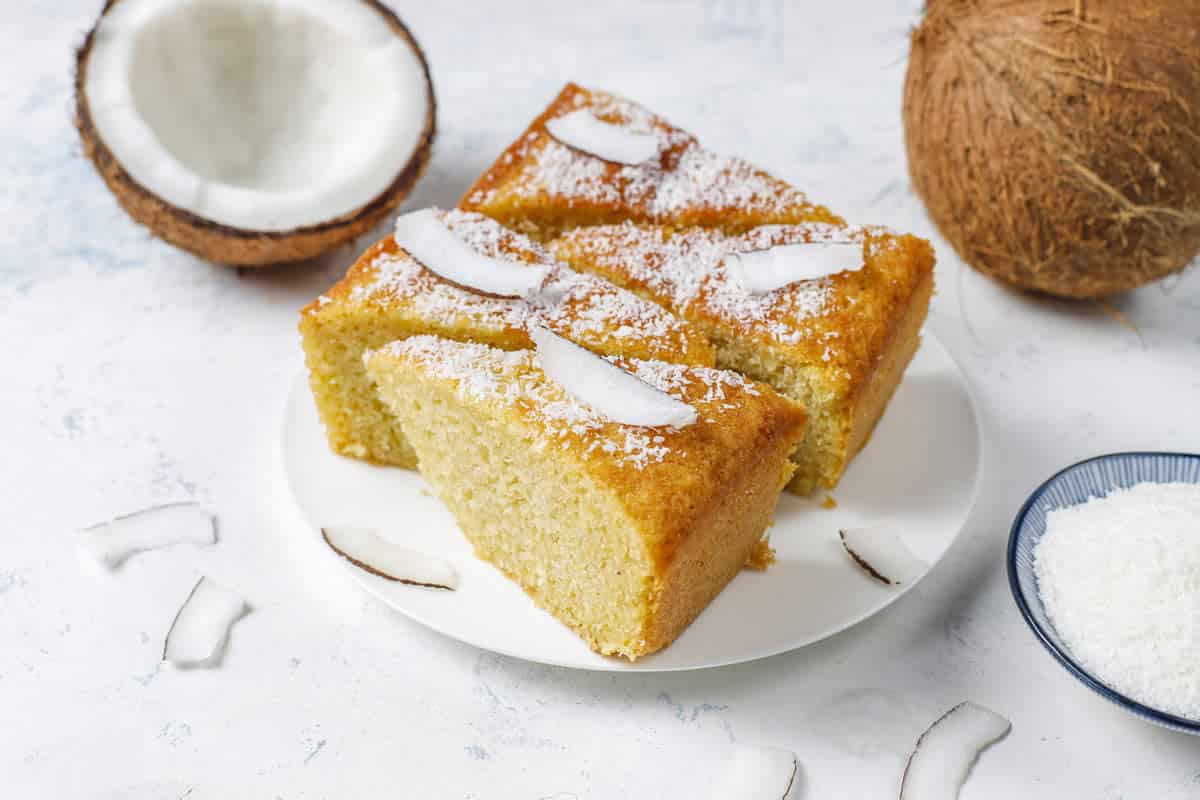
904,0 -> 1200,298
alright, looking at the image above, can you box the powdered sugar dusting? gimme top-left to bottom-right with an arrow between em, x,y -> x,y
344,209 -> 699,358
649,148 -> 805,217
376,335 -> 761,470
467,87 -> 814,220
555,222 -> 872,346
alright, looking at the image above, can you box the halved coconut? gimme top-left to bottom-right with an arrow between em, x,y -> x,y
75,0 -> 436,266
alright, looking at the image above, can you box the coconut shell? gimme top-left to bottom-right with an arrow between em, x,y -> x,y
74,0 -> 436,267
904,0 -> 1200,298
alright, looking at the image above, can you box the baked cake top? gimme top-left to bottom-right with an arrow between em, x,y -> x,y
459,82 -> 840,237
550,222 -> 936,395
302,208 -> 714,366
366,335 -> 806,563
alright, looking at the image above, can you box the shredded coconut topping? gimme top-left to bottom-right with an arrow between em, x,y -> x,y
556,221 -> 875,346
378,335 -> 760,470
467,88 -> 814,220
346,209 -> 697,357
1034,482 -> 1200,721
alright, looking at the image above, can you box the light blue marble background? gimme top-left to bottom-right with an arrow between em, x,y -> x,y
3,1 -> 1200,797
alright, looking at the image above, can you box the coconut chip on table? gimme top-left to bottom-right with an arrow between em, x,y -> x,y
699,700 -> 1008,799
162,576 -> 249,669
78,501 -> 217,570
710,743 -> 799,799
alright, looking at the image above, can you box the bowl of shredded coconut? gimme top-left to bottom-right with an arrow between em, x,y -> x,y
1009,452 -> 1200,735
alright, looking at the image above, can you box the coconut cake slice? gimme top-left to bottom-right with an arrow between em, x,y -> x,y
364,335 -> 806,660
549,222 -> 934,494
299,209 -> 713,467
459,82 -> 841,240
457,83 -> 934,493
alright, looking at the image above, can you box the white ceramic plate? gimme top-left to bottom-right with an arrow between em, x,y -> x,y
283,333 -> 981,672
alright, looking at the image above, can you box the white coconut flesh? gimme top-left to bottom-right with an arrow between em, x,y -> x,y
709,744 -> 799,799
727,242 -> 864,294
900,702 -> 1011,800
529,326 -> 698,429
84,0 -> 431,232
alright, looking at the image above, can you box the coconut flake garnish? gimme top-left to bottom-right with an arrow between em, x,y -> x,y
839,527 -> 928,586
900,702 -> 1011,800
709,744 -> 799,799
162,577 -> 248,669
322,527 -> 458,590
78,502 -> 217,570
394,208 -> 549,299
530,326 -> 697,428
726,242 -> 864,294
545,109 -> 660,165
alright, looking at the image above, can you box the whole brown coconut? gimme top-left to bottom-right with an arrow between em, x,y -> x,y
903,0 -> 1200,298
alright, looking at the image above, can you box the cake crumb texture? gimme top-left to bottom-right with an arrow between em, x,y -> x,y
365,335 -> 806,659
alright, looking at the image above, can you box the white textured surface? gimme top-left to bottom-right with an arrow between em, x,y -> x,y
4,1 -> 1200,797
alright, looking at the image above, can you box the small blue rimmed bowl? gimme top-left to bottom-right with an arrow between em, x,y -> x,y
1008,451 -> 1200,736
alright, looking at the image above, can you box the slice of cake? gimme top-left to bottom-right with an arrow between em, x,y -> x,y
299,208 -> 714,467
459,82 -> 840,240
550,222 -> 935,494
457,82 -> 935,492
364,335 -> 806,659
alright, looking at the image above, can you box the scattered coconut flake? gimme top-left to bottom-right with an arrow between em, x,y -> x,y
394,208 -> 549,299
78,502 -> 217,570
545,109 -> 660,165
530,326 -> 697,428
162,577 -> 248,669
839,527 -> 927,586
709,744 -> 799,799
322,526 -> 458,590
900,702 -> 1011,800
726,242 -> 864,294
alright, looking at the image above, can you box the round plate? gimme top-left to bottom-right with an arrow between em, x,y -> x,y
283,333 -> 982,672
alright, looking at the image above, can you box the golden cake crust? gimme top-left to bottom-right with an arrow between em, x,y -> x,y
299,210 -> 715,467
367,338 -> 804,573
550,222 -> 933,398
459,82 -> 841,239
549,222 -> 935,492
302,212 -> 714,366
